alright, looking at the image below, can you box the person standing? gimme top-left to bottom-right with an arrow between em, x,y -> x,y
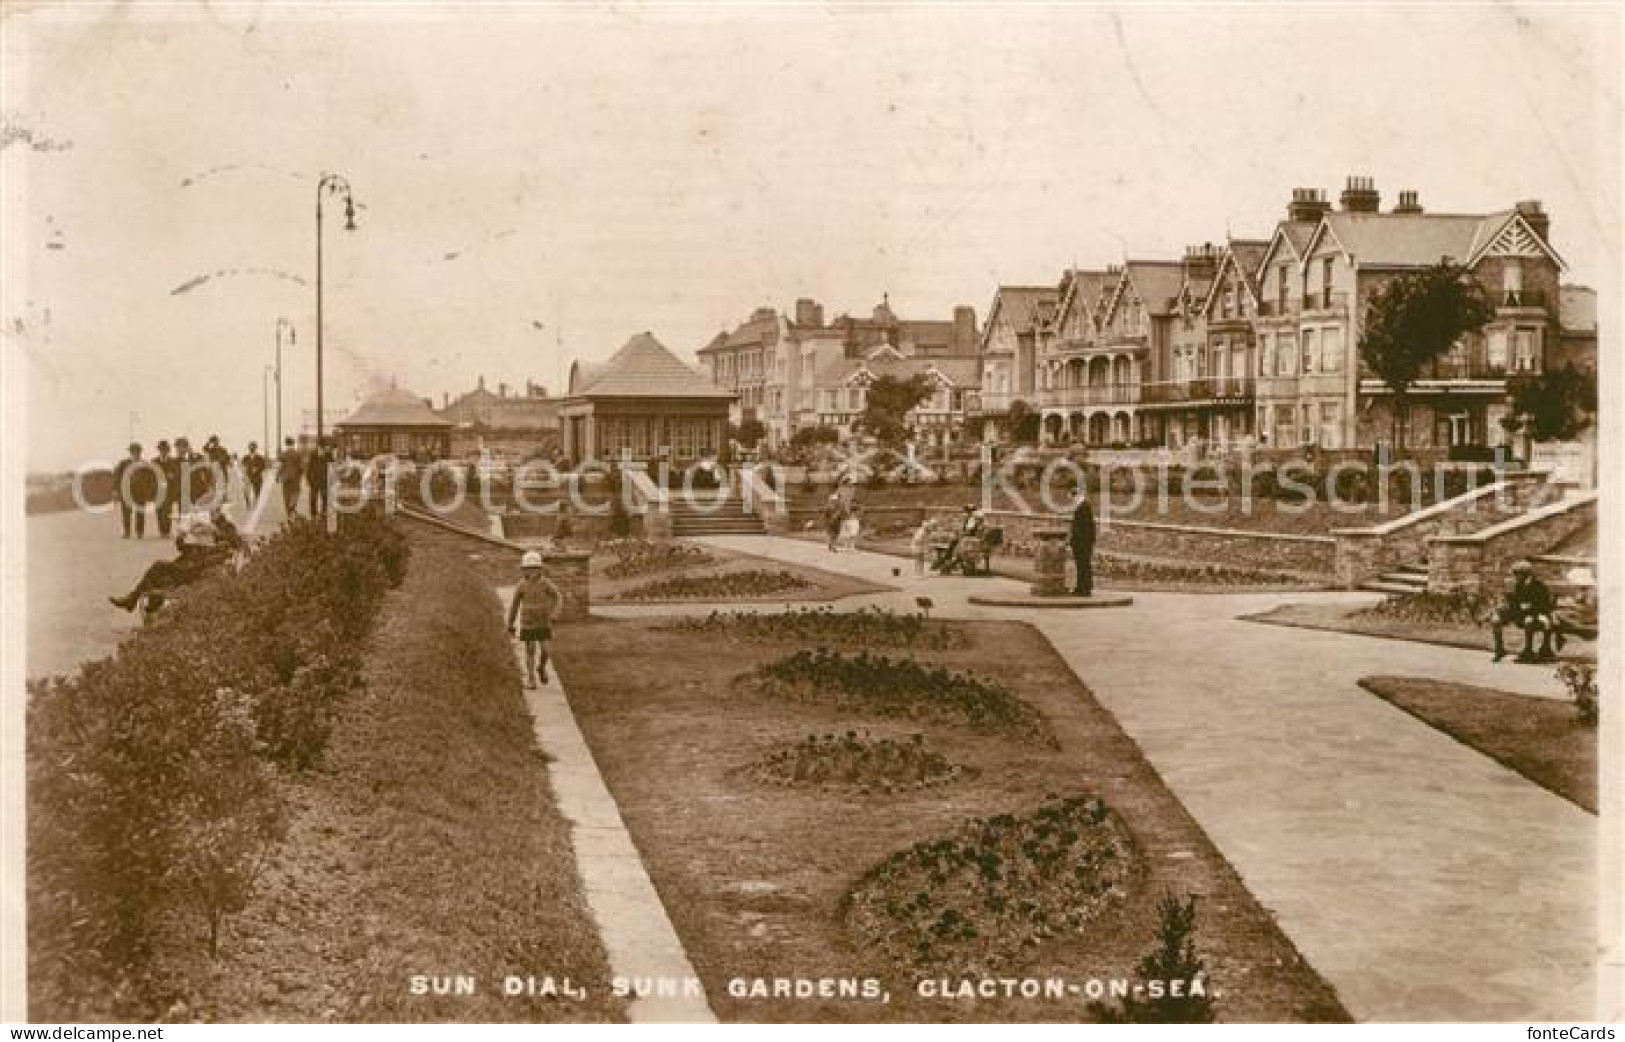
507,550 -> 565,688
1069,491 -> 1097,597
112,443 -> 144,538
154,440 -> 181,537
306,438 -> 332,517
242,441 -> 267,508
277,437 -> 304,519
823,494 -> 843,553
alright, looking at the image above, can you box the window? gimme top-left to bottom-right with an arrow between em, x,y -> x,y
1302,328 -> 1319,374
1275,404 -> 1296,446
1301,403 -> 1315,445
1319,402 -> 1341,449
1277,265 -> 1289,313
1320,326 -> 1343,373
1487,329 -> 1510,371
1502,259 -> 1523,304
1513,329 -> 1539,372
822,390 -> 838,412
1259,333 -> 1274,376
1277,334 -> 1296,375
1321,257 -> 1334,308
1257,406 -> 1271,444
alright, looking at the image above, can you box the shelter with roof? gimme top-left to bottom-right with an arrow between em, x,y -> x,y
335,384 -> 453,461
560,332 -> 736,464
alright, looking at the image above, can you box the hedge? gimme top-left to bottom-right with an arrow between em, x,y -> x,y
26,511 -> 408,1019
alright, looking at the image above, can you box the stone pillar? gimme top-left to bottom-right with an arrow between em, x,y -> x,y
1032,529 -> 1069,597
645,506 -> 672,543
544,550 -> 592,621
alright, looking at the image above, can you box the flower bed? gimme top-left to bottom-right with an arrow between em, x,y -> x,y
735,730 -> 969,793
667,605 -> 966,649
613,568 -> 813,601
1352,591 -> 1492,627
26,513 -> 408,1019
844,795 -> 1137,972
745,649 -> 1057,747
1095,553 -> 1311,588
601,541 -> 715,579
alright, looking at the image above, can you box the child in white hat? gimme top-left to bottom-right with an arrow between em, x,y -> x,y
507,550 -> 565,687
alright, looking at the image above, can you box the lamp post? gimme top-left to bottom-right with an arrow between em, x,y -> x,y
315,174 -> 357,447
274,317 -> 294,449
262,365 -> 273,450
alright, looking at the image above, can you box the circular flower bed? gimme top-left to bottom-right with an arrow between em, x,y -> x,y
613,569 -> 813,601
667,605 -> 966,649
844,795 -> 1137,972
735,730 -> 969,793
745,649 -> 1056,747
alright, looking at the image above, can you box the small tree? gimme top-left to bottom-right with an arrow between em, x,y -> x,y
1504,365 -> 1597,461
1358,262 -> 1491,452
856,374 -> 935,450
1091,894 -> 1216,1024
732,417 -> 767,449
1007,398 -> 1041,444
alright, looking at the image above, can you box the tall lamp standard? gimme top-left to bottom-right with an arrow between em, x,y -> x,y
273,317 -> 294,448
314,174 -> 357,446
262,365 -> 274,450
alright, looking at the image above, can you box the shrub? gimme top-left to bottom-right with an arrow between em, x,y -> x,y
602,541 -> 714,579
1558,661 -> 1598,727
1090,894 -> 1215,1023
737,730 -> 966,792
26,515 -> 408,1017
1353,591 -> 1491,628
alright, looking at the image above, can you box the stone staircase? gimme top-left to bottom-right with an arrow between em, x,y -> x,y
1359,563 -> 1429,596
665,495 -> 765,537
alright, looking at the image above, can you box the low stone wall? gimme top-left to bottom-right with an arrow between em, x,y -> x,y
1332,472 -> 1555,588
922,507 -> 1336,577
1428,494 -> 1598,597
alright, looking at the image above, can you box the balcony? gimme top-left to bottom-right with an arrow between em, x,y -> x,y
1141,377 -> 1256,406
1038,383 -> 1142,408
1359,361 -> 1516,394
1494,289 -> 1548,314
1300,291 -> 1350,314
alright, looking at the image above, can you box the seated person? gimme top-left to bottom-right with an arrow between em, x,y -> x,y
937,504 -> 981,567
1491,560 -> 1557,663
108,515 -> 226,613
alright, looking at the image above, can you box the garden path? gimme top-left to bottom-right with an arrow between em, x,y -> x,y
595,535 -> 1597,1023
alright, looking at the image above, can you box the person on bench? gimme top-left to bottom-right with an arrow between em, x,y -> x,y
108,513 -> 229,614
1491,560 -> 1557,664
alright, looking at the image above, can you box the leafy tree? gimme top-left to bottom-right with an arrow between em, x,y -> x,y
730,417 -> 767,449
1503,364 -> 1597,459
1357,262 -> 1491,451
790,425 -> 840,449
856,373 -> 935,449
1090,894 -> 1215,1024
1006,398 -> 1041,443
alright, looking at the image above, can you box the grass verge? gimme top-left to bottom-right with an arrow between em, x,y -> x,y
1245,601 -> 1598,660
150,532 -> 622,1022
552,617 -> 1348,1023
1358,677 -> 1596,813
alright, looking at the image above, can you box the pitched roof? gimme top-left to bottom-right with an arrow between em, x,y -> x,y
1117,261 -> 1185,317
842,354 -> 979,387
1313,212 -> 1490,268
1054,269 -> 1113,335
989,285 -> 1061,332
338,387 -> 451,429
1257,219 -> 1320,275
573,332 -> 735,399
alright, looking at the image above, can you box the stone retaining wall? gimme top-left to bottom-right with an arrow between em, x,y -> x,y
1427,494 -> 1598,597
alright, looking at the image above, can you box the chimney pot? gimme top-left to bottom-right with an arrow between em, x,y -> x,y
1287,187 -> 1331,222
1339,175 -> 1380,213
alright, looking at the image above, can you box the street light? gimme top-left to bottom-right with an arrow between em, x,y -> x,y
273,317 -> 294,448
315,174 -> 358,446
262,364 -> 275,450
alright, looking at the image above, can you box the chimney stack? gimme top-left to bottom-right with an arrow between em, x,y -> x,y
442,392 -> 449,409
1393,189 -> 1423,215
1183,242 -> 1218,281
1340,175 -> 1380,214
477,374 -> 485,392
953,305 -> 978,352
499,382 -> 508,398
1287,187 -> 1331,223
794,298 -> 825,327
1515,200 -> 1550,242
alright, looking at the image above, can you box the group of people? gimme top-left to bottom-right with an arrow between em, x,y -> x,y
822,494 -> 864,553
905,494 -> 1097,594
111,434 -> 340,540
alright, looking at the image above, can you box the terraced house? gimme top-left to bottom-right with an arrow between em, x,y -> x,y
984,178 -> 1591,455
974,284 -> 1059,442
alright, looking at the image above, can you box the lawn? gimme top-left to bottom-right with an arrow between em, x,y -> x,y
551,615 -> 1348,1023
1358,677 -> 1596,813
1245,597 -> 1599,660
149,532 -> 623,1022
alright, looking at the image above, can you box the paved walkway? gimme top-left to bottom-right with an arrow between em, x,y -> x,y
600,536 -> 1596,1022
499,588 -> 714,1024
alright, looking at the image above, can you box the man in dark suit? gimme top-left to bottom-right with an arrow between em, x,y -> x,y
1069,492 -> 1096,597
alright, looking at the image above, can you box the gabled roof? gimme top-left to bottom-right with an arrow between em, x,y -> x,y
570,332 -> 735,399
338,387 -> 451,429
1105,261 -> 1184,322
1053,269 -> 1113,337
1255,219 -> 1321,278
1199,239 -> 1269,316
1304,210 -> 1566,272
828,354 -> 979,390
981,285 -> 1060,351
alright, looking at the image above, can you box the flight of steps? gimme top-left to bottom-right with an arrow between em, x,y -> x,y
666,495 -> 766,537
1359,563 -> 1429,596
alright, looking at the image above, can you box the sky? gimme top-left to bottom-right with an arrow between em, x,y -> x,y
3,2 -> 1620,472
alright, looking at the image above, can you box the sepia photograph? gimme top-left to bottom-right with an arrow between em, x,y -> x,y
1,0 -> 1620,1030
